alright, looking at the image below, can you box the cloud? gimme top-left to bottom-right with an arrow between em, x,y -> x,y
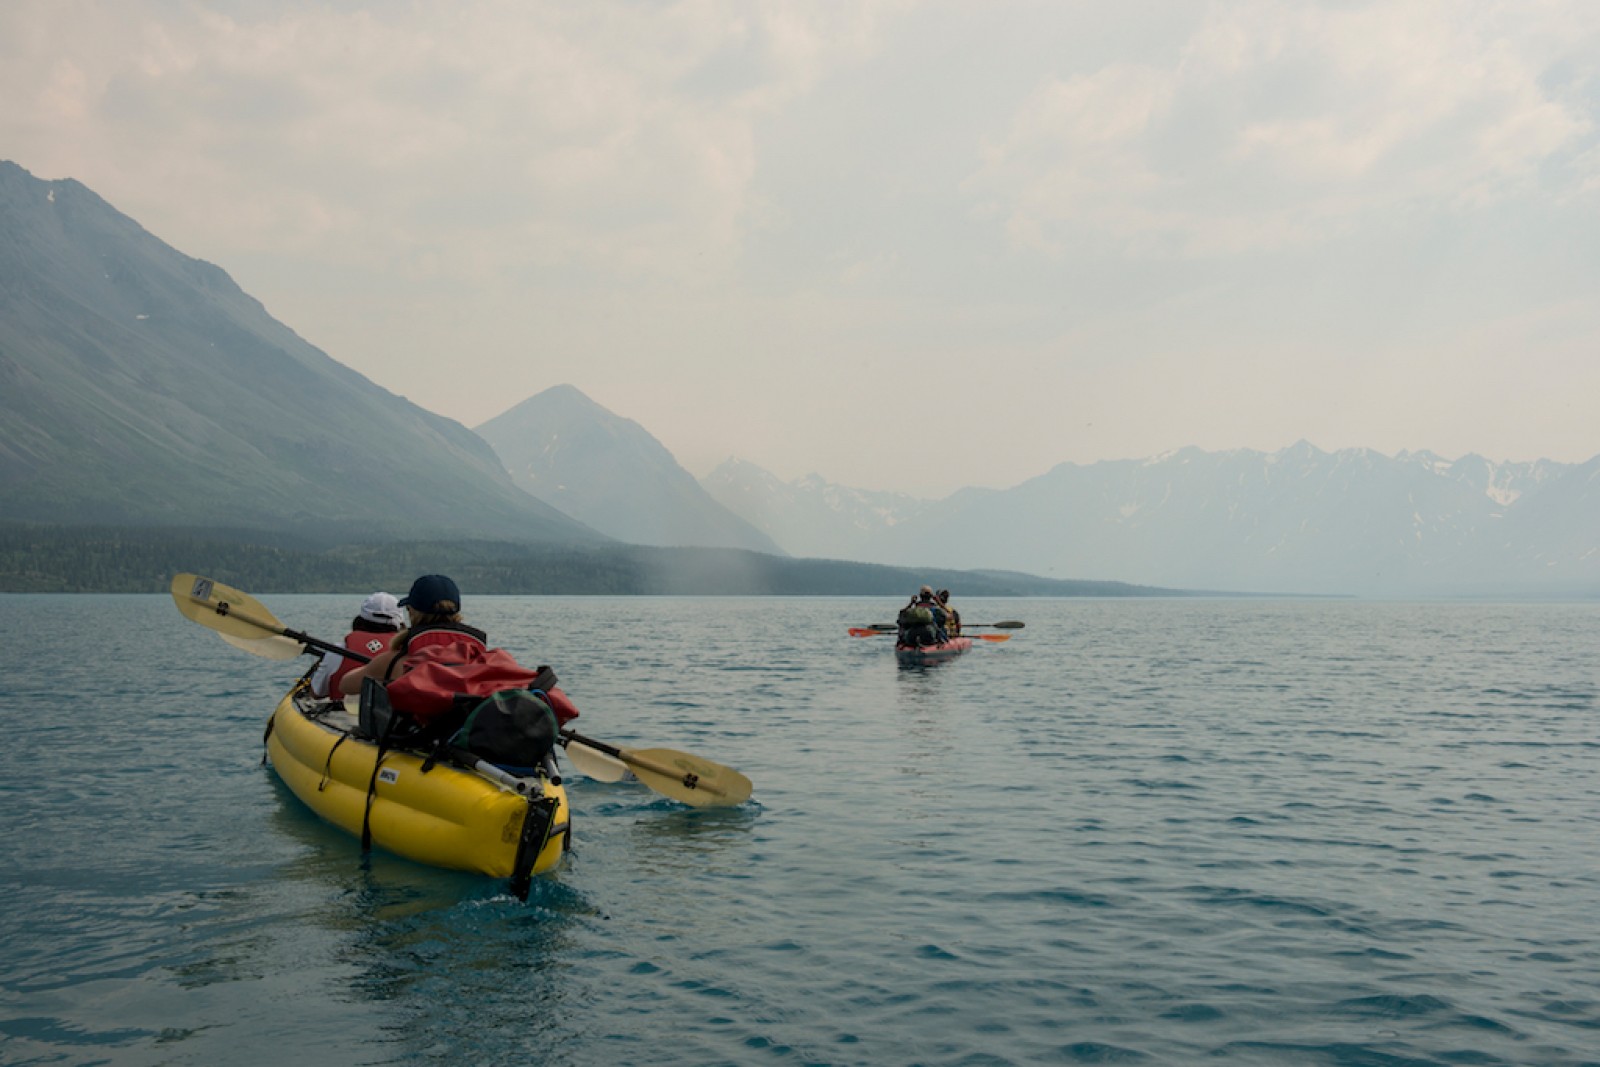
0,0 -> 911,284
969,0 -> 1600,258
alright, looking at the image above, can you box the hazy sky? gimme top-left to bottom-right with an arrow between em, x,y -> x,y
5,1 -> 1599,496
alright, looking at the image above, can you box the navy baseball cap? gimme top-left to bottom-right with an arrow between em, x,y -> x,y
398,574 -> 461,612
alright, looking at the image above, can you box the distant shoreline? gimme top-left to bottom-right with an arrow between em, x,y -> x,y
0,522 -> 1199,597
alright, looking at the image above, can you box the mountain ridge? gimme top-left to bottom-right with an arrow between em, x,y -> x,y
703,444 -> 1600,596
476,386 -> 784,554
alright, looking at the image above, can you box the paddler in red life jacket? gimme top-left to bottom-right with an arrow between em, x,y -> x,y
339,574 -> 487,694
309,591 -> 406,699
338,574 -> 581,721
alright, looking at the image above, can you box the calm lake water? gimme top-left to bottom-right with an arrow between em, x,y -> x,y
2,594 -> 1598,1066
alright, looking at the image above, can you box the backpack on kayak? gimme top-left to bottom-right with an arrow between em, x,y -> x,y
898,603 -> 940,646
447,688 -> 559,775
358,671 -> 560,772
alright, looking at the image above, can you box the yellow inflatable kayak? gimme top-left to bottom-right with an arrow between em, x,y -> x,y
264,682 -> 570,896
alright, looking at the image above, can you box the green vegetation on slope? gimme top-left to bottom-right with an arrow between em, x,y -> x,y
0,523 -> 1191,596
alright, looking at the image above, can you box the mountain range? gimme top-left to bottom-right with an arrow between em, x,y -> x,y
0,159 -> 1111,595
703,445 -> 1600,596
5,157 -> 1596,597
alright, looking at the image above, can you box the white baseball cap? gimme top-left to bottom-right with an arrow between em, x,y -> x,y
358,591 -> 405,627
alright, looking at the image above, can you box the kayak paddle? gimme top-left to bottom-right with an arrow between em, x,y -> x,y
849,627 -> 1010,642
864,620 -> 1024,631
171,573 -> 338,657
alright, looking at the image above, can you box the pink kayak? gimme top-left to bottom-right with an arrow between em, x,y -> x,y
895,637 -> 973,663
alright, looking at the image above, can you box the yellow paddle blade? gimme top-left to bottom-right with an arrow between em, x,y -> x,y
620,747 -> 754,808
220,630 -> 307,660
170,573 -> 289,642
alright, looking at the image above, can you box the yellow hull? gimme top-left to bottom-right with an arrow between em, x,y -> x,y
264,686 -> 569,887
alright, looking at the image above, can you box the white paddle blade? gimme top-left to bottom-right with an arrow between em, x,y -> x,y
220,630 -> 306,660
562,737 -> 630,782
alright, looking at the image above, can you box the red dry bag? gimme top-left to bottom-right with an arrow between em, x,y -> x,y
384,641 -> 579,724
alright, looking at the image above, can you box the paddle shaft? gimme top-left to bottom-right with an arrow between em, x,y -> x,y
866,620 -> 1024,631
851,628 -> 1006,641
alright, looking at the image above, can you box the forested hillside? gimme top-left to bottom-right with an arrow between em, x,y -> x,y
0,524 -> 1187,597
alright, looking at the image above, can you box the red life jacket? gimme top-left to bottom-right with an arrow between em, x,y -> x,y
329,629 -> 396,697
391,622 -> 489,662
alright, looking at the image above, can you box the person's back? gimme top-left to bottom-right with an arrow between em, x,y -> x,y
310,591 -> 405,699
341,575 -> 481,695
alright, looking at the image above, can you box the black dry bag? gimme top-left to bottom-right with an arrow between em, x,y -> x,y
451,689 -> 558,774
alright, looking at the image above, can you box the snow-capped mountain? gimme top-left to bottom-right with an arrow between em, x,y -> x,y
705,444 -> 1600,595
700,459 -> 930,560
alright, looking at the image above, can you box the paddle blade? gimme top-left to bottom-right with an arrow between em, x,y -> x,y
621,747 -> 753,808
170,573 -> 288,642
562,736 -> 630,783
220,630 -> 307,660
848,628 -> 888,637
971,633 -> 1011,642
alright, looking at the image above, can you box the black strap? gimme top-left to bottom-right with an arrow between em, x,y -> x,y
360,682 -> 405,852
318,734 -> 348,791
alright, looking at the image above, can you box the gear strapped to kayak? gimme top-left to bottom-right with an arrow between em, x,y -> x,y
383,639 -> 579,722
